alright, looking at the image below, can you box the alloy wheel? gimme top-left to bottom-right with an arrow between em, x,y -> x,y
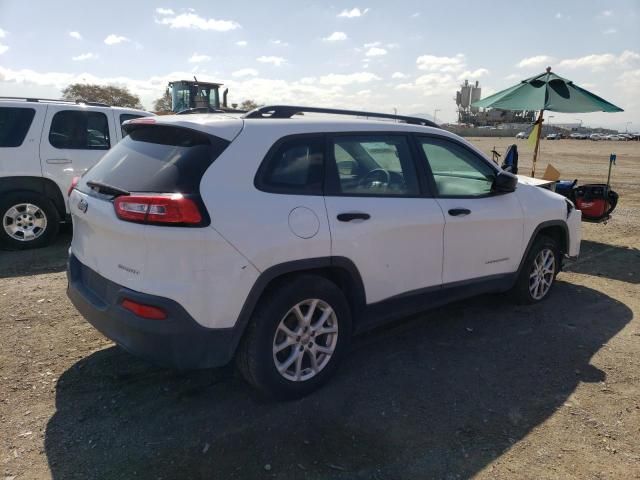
2,203 -> 48,242
529,248 -> 556,300
272,298 -> 339,382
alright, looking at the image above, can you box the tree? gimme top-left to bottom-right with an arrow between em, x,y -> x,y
153,90 -> 173,113
61,83 -> 143,109
240,99 -> 259,111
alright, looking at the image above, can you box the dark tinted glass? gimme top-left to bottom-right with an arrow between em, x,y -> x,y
120,114 -> 144,137
257,136 -> 324,194
0,107 -> 36,147
49,111 -> 110,149
80,125 -> 229,194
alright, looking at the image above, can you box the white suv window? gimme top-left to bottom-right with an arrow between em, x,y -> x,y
49,110 -> 110,150
328,135 -> 420,196
255,136 -> 324,195
0,107 -> 36,147
419,137 -> 496,197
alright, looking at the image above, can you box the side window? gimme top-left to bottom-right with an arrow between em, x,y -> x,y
49,111 -> 110,150
0,107 -> 36,147
419,137 -> 496,197
328,135 -> 419,196
256,136 -> 324,194
120,114 -> 144,137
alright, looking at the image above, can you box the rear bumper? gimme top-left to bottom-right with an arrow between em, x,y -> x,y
67,254 -> 237,369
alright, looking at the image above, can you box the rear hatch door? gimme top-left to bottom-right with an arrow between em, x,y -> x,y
70,116 -> 241,289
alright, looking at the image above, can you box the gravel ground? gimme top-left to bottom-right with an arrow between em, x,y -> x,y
1,139 -> 639,479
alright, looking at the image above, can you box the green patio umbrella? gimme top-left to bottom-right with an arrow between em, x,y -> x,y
472,67 -> 623,176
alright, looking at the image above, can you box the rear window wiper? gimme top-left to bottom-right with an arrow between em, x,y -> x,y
86,180 -> 130,197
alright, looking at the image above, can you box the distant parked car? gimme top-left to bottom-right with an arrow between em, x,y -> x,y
570,133 -> 588,140
606,134 -> 622,141
516,131 -> 527,139
546,133 -> 560,140
589,133 -> 602,141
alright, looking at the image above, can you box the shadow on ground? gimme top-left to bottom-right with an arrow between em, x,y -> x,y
0,226 -> 71,279
45,280 -> 631,479
566,239 -> 640,284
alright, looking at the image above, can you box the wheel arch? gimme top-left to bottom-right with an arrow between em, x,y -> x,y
229,257 -> 366,353
0,176 -> 66,218
517,220 -> 569,276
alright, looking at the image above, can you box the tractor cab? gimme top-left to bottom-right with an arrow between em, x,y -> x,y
168,79 -> 224,113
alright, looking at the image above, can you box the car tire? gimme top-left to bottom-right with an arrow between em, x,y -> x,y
511,235 -> 560,304
236,274 -> 352,399
0,191 -> 60,250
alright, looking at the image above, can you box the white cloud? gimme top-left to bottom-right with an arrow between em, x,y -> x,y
69,31 -> 82,40
558,51 -> 639,71
411,12 -> 420,18
323,31 -> 348,42
156,12 -> 241,31
364,41 -> 381,48
555,12 -> 563,19
0,43 -> 8,55
603,28 -> 617,35
188,53 -> 211,63
0,28 -> 7,39
232,68 -> 258,77
516,55 -> 555,68
236,40 -> 248,47
271,39 -> 289,46
104,34 -> 129,45
457,68 -> 489,79
505,73 -> 521,80
72,52 -> 97,61
257,56 -> 286,66
338,8 -> 369,18
601,10 -> 613,17
416,53 -> 465,72
155,7 -> 174,15
365,47 -> 387,57
319,72 -> 380,86
391,72 -> 407,79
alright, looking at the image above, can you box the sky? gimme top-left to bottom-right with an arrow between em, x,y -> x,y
0,0 -> 639,130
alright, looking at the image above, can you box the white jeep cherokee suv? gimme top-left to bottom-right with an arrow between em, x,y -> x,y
0,97 -> 152,249
67,106 -> 581,398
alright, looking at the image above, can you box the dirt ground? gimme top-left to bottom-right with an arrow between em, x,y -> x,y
1,138 -> 639,480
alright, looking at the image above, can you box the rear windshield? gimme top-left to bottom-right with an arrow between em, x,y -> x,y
80,125 -> 229,194
0,107 -> 36,147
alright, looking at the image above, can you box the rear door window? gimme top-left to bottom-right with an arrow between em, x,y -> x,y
327,134 -> 420,196
0,107 -> 36,147
49,110 -> 110,150
79,125 -> 229,194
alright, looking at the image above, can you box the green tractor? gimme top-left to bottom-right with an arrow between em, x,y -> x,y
168,78 -> 245,114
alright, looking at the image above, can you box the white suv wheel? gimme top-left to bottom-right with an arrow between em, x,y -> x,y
3,203 -> 48,242
529,248 -> 556,300
272,299 -> 339,382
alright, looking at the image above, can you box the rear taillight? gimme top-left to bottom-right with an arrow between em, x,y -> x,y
68,176 -> 80,196
113,194 -> 202,225
121,299 -> 167,320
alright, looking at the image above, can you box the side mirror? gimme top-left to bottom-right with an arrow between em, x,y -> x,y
492,170 -> 518,193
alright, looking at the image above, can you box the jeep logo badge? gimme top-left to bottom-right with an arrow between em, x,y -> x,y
77,198 -> 88,213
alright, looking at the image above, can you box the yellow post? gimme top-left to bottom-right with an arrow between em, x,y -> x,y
531,109 -> 544,177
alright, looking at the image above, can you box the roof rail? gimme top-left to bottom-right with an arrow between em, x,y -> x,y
243,105 -> 440,128
0,96 -> 111,107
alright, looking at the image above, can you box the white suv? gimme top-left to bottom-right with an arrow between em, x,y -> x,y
67,106 -> 581,398
0,97 -> 152,249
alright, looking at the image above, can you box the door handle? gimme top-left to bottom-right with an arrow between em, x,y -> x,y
46,158 -> 72,164
337,212 -> 371,222
448,208 -> 471,217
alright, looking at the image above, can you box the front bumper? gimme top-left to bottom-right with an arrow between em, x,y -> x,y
67,254 -> 237,369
